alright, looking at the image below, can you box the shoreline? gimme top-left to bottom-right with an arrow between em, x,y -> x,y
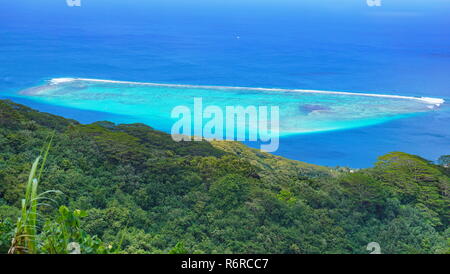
46,77 -> 446,107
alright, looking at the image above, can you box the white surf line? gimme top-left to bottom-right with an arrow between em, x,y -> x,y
49,77 -> 445,106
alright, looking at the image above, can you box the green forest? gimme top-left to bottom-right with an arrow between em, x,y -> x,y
0,99 -> 449,254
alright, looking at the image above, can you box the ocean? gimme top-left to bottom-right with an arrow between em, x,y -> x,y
1,0 -> 449,167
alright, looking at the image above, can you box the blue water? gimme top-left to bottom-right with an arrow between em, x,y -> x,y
1,0 -> 450,167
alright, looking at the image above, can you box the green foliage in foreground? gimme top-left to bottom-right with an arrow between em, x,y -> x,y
0,99 -> 449,254
6,142 -> 118,254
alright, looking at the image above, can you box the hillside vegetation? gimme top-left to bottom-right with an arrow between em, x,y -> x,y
0,99 -> 448,254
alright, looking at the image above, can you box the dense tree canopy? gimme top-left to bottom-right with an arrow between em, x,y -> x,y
0,99 -> 448,254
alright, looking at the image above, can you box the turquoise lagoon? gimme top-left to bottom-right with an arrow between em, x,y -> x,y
20,78 -> 445,138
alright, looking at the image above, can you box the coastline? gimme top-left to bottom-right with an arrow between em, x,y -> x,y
6,82 -> 450,168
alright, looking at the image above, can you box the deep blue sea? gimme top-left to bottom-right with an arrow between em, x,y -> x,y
1,0 -> 449,167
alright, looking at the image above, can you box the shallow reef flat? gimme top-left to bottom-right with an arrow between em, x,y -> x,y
20,78 -> 446,136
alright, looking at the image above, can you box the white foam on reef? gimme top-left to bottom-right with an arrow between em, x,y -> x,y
49,78 -> 76,85
47,77 -> 445,107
